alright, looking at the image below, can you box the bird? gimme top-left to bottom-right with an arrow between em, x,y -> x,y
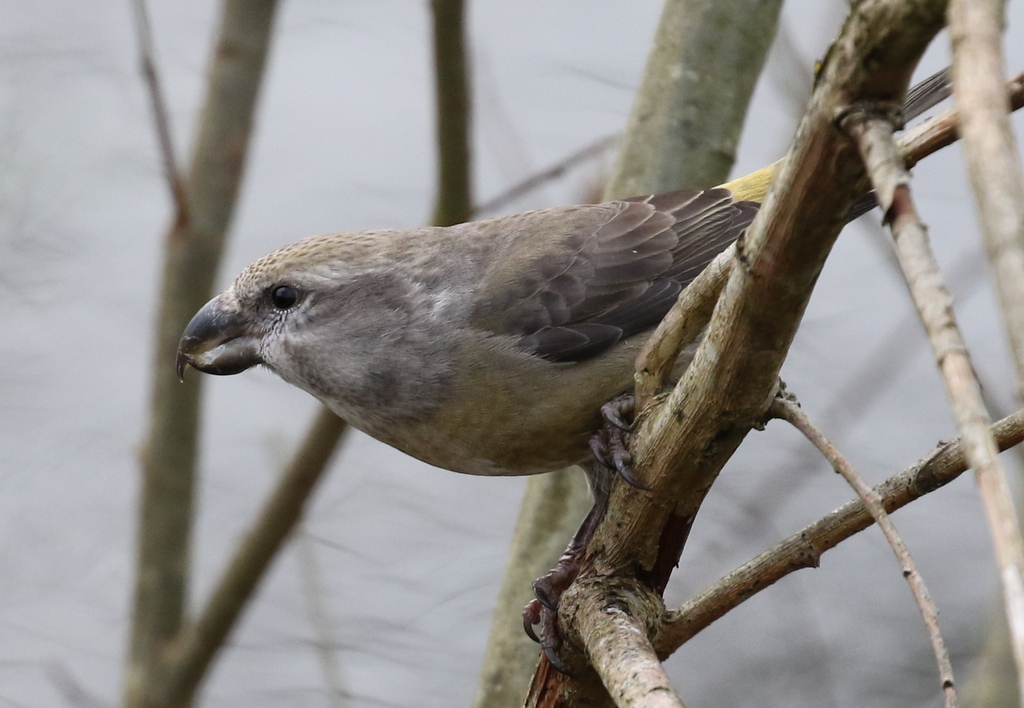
176,187 -> 757,477
176,69 -> 952,668
176,187 -> 763,670
176,68 -> 951,478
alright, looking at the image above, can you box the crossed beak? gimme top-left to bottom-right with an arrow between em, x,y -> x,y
176,293 -> 263,380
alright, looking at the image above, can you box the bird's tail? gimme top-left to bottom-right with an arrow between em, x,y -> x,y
718,67 -> 953,205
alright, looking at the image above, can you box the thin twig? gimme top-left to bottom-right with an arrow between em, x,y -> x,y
844,109 -> 1024,706
634,246 -> 733,409
127,3 -> 281,706
949,0 -> 1024,404
900,70 -> 1024,169
298,527 -> 350,708
658,407 -> 1024,654
430,0 -> 472,226
771,394 -> 958,708
148,408 -> 346,707
473,134 -> 620,216
130,0 -> 189,220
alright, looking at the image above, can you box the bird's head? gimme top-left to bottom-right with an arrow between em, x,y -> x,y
175,234 -> 370,383
176,229 -> 465,427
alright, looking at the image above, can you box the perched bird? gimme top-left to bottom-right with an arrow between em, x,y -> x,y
176,69 -> 952,668
177,68 -> 951,476
177,188 -> 756,477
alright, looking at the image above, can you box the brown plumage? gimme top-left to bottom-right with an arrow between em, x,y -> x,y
177,188 -> 756,476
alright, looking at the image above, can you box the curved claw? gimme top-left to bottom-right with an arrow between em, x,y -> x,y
615,455 -> 649,490
601,398 -> 635,431
544,645 -> 573,676
533,581 -> 559,612
523,602 -> 541,643
604,421 -> 649,491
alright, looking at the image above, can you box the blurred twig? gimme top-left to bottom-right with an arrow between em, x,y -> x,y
47,661 -> 110,708
131,0 -> 188,220
145,409 -> 347,706
472,469 -> 592,708
298,526 -> 350,708
949,0 -> 1024,403
473,134 -> 620,216
126,1 -> 280,706
771,394 -> 958,708
430,0 -> 472,226
607,0 -> 784,197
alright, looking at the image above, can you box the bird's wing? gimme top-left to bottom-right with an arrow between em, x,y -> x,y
472,188 -> 758,362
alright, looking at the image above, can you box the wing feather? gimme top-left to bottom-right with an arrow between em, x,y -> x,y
472,188 -> 758,362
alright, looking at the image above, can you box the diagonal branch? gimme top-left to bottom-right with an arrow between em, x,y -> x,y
948,0 -> 1024,400
521,0 -> 783,700
130,0 -> 188,220
843,106 -> 1024,706
658,407 -> 1024,653
473,134 -> 620,217
602,0 -> 947,579
147,410 -> 347,707
771,394 -> 958,708
634,246 -> 733,409
127,3 -> 280,706
634,69 -> 1024,411
528,1 -> 950,704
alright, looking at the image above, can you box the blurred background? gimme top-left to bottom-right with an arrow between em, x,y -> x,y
3,1 -> 1024,706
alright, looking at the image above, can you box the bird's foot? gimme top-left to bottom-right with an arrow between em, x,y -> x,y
522,558 -> 583,674
522,495 -> 607,674
521,396 -> 645,673
590,393 -> 647,490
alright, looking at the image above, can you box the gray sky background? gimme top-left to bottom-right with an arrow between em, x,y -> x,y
2,1 -> 1024,706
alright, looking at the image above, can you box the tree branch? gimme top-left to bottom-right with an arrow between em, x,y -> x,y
130,0 -> 188,220
658,406 -> 1024,653
603,0 -> 946,579
522,0 -> 783,701
607,0 -> 784,196
633,66 -> 1019,421
634,246 -> 733,409
127,2 -> 280,706
843,105 -> 1024,706
144,409 -> 346,707
901,71 -> 1024,169
562,578 -> 683,708
948,0 -> 1024,400
526,1 -> 947,704
430,0 -> 473,226
771,394 -> 958,708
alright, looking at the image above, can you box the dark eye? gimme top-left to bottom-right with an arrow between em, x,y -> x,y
269,284 -> 299,310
